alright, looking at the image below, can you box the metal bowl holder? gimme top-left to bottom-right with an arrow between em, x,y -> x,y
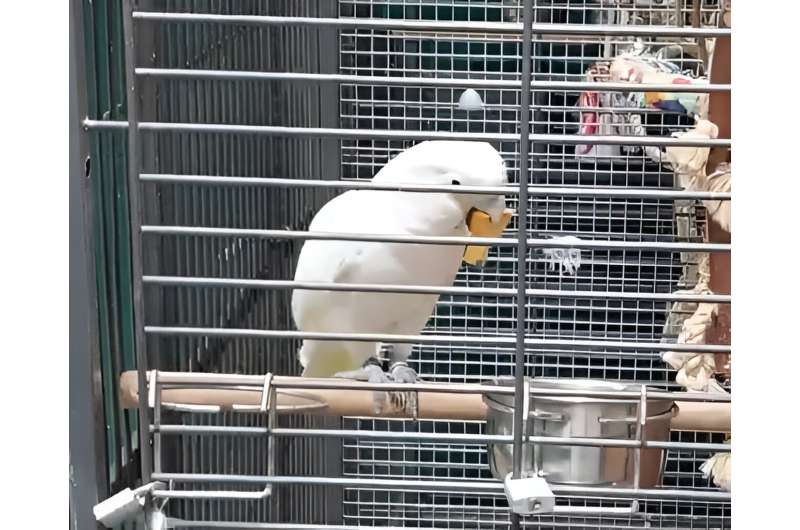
147,371 -> 328,518
502,378 -> 662,516
143,372 -> 663,518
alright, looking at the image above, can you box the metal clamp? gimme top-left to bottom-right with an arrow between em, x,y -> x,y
521,377 -> 531,439
530,409 -> 566,422
259,372 -> 274,413
597,416 -> 638,424
634,385 -> 648,490
598,409 -> 673,425
552,502 -> 640,517
147,370 -> 158,409
160,403 -> 222,413
264,372 -> 277,498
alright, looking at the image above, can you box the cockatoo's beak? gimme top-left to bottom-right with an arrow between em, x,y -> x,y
466,207 -> 513,235
463,206 -> 515,267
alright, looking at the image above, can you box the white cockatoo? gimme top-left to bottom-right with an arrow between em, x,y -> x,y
291,141 -> 510,413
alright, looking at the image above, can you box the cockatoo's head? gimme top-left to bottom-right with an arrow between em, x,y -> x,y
372,140 -> 510,223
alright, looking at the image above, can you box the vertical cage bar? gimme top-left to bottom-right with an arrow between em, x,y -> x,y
152,372 -> 163,475
70,0 -> 108,522
512,0 -> 535,482
122,0 -> 153,484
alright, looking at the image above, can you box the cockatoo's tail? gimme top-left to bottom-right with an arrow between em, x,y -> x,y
463,208 -> 515,267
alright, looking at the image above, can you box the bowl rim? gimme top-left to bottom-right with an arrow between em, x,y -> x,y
482,376 -> 674,412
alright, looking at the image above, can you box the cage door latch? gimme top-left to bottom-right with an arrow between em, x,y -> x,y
503,473 -> 555,515
93,481 -> 165,528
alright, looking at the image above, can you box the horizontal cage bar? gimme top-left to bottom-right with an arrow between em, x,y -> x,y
139,174 -> 732,200
131,12 -> 732,38
84,119 -> 732,148
149,473 -> 731,501
143,326 -> 732,354
151,372 -> 730,402
151,425 -> 731,453
140,226 -> 731,252
142,275 -> 732,303
136,68 -> 730,93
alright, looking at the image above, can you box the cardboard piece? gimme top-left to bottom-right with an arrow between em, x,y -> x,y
463,208 -> 515,266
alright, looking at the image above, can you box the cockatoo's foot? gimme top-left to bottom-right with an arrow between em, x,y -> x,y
333,358 -> 385,381
332,359 -> 419,417
333,358 -> 393,414
388,362 -> 419,418
389,361 -> 417,383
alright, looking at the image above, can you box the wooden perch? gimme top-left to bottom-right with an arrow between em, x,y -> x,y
119,371 -> 730,432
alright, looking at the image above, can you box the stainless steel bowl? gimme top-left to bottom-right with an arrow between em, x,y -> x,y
483,377 -> 674,488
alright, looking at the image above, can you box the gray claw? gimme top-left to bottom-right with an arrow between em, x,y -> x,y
333,360 -> 419,417
331,360 -> 393,414
333,357 -> 386,381
389,363 -> 419,418
364,363 -> 393,415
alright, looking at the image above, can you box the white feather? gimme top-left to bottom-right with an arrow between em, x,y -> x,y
291,141 -> 508,376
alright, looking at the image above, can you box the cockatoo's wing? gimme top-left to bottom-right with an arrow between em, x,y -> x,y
292,190 -> 467,376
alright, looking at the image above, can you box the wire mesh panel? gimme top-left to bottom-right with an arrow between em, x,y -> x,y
137,0 -> 342,525
85,0 -> 731,528
337,0 -> 728,528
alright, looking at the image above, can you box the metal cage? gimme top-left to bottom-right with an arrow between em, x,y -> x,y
82,0 -> 731,528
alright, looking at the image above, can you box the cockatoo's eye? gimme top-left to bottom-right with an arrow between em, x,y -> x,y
451,179 -> 461,185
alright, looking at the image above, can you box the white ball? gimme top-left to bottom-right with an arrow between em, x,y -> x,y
457,89 -> 484,111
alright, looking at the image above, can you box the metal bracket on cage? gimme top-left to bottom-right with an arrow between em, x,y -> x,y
507,382 -> 650,517
145,506 -> 168,530
504,475 -> 643,516
521,377 -> 531,440
552,502 -> 641,517
155,372 -> 278,501
152,371 -> 163,476
199,373 -> 276,501
228,372 -> 276,413
264,372 -> 276,498
147,370 -> 158,409
160,402 -> 222,413
504,378 -> 556,515
259,372 -> 274,413
529,410 -> 566,422
520,377 -> 543,476
93,481 -> 165,528
634,385 -> 648,491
